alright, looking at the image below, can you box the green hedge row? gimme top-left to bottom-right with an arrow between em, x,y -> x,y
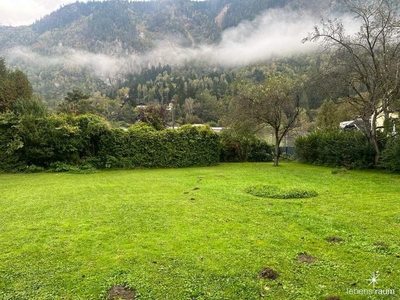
0,113 -> 221,171
294,130 -> 375,169
97,124 -> 220,168
0,113 -> 110,171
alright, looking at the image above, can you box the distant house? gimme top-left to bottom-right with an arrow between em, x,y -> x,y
340,113 -> 398,134
167,124 -> 223,133
339,118 -> 365,131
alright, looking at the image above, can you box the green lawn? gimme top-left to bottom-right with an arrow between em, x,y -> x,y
0,163 -> 399,299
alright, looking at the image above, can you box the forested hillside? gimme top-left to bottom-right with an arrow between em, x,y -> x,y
0,0 -> 339,105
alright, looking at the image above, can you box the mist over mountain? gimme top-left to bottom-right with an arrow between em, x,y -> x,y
0,0 -> 340,103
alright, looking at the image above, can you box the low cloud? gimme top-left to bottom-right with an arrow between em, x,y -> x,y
6,8 -> 322,78
143,8 -> 320,67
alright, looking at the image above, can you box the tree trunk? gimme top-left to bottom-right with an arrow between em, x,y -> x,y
274,131 -> 280,166
371,134 -> 381,167
365,112 -> 381,167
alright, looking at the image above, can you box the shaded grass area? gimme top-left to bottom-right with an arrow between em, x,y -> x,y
0,163 -> 399,299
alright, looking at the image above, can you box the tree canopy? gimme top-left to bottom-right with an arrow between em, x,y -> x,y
303,0 -> 400,166
0,58 -> 33,113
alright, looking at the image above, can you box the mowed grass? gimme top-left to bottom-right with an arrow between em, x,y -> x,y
0,163 -> 399,300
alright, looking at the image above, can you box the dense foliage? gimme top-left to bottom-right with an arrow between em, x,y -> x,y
219,129 -> 273,162
0,58 -> 33,112
295,130 -> 375,169
381,136 -> 400,173
97,124 -> 220,169
0,113 -> 221,171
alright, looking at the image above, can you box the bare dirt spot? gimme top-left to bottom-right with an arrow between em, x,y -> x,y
327,237 -> 344,243
107,286 -> 136,300
297,252 -> 317,264
193,187 -> 200,190
374,242 -> 389,247
259,267 -> 279,280
190,198 -> 195,201
326,297 -> 341,300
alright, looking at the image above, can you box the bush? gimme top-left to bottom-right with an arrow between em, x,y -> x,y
0,113 -> 220,171
381,136 -> 400,172
0,112 -> 23,171
295,130 -> 375,169
219,130 -> 273,162
14,164 -> 45,173
49,162 -> 80,172
98,124 -> 220,169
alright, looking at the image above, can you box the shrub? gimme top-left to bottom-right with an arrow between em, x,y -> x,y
219,130 -> 273,162
49,162 -> 80,172
0,113 -> 220,171
14,164 -> 45,173
381,136 -> 400,172
98,124 -> 220,169
0,112 -> 23,171
295,130 -> 375,169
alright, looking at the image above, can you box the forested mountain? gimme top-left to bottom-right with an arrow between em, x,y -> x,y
1,0 -> 337,52
0,0 -> 337,110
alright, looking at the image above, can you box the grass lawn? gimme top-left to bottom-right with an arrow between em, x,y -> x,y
0,162 -> 399,299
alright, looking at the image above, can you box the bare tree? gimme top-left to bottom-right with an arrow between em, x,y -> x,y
303,0 -> 400,166
233,75 -> 301,166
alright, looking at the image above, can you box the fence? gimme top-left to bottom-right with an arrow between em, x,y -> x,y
279,146 -> 296,157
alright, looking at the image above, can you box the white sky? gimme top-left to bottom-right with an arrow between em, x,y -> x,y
0,0 -> 94,26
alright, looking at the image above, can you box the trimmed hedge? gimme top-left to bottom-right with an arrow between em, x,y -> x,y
295,130 -> 375,169
97,124 -> 220,168
0,113 -> 220,171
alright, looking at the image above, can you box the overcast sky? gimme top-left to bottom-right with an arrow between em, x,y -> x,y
0,0 -> 207,26
0,0 -> 94,26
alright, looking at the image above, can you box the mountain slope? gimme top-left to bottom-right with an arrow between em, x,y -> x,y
0,0 -> 337,103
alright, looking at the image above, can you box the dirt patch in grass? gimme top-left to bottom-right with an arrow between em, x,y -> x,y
327,237 -> 344,243
190,198 -> 195,201
325,297 -> 341,300
259,268 -> 279,280
107,286 -> 136,300
297,252 -> 317,264
193,187 -> 200,190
